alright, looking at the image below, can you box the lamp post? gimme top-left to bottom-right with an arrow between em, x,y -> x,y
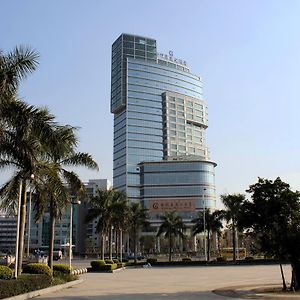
69,200 -> 81,272
203,188 -> 207,261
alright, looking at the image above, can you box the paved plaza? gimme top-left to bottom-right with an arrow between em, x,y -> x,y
37,264 -> 290,300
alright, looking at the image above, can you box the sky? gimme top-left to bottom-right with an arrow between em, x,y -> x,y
1,0 -> 300,199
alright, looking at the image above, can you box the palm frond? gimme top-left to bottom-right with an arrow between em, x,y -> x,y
61,152 -> 98,170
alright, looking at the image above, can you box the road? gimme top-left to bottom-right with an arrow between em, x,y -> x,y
37,264 -> 290,300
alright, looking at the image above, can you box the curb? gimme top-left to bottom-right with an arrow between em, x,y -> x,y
72,268 -> 88,275
112,267 -> 126,273
4,279 -> 83,300
213,284 -> 300,299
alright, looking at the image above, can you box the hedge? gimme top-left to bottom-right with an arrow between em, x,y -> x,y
245,256 -> 254,260
98,264 -> 117,271
113,259 -> 119,264
0,274 -> 52,299
91,260 -> 106,270
216,256 -> 227,262
53,264 -> 72,274
182,258 -> 192,262
147,258 -> 157,264
105,259 -> 114,264
121,258 -> 129,263
0,265 -> 13,280
90,261 -> 118,272
22,263 -> 52,277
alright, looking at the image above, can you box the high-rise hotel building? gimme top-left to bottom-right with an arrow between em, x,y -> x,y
111,33 -> 217,225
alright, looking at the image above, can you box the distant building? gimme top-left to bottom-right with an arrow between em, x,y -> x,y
77,179 -> 112,254
111,33 -> 217,225
0,212 -> 17,252
0,179 -> 111,255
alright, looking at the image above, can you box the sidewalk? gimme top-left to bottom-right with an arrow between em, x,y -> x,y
214,283 -> 300,299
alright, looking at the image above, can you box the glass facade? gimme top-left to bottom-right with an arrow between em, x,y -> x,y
111,33 -> 217,212
139,160 -> 216,222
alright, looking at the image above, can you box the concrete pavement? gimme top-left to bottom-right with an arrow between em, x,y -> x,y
37,264 -> 291,299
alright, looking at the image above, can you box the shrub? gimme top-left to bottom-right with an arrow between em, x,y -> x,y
52,272 -> 78,285
147,258 -> 157,264
113,259 -> 119,263
98,264 -> 117,271
22,263 -> 52,277
0,274 -> 52,299
53,264 -> 71,274
90,260 -> 106,271
105,259 -> 114,264
0,265 -> 13,280
90,261 -> 117,272
216,256 -> 227,262
245,256 -> 254,260
121,258 -> 129,263
117,263 -> 126,268
182,257 -> 192,262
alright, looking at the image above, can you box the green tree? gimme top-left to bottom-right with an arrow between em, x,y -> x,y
128,203 -> 149,263
241,177 -> 300,290
110,191 -> 128,260
85,189 -> 127,260
157,211 -> 185,262
36,150 -> 97,270
0,46 -> 62,275
220,193 -> 246,262
192,209 -> 223,261
0,46 -> 39,99
0,105 -> 63,275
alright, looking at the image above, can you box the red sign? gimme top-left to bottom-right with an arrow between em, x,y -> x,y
149,199 -> 196,212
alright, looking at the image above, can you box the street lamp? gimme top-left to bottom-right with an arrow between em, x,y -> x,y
203,188 -> 207,261
69,200 -> 81,272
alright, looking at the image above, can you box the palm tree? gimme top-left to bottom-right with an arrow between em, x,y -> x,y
192,209 -> 223,261
110,192 -> 129,261
220,193 -> 246,262
85,189 -> 127,260
0,46 -> 57,274
128,203 -> 149,264
157,211 -> 185,262
0,104 -> 61,275
0,46 -> 39,105
35,125 -> 98,270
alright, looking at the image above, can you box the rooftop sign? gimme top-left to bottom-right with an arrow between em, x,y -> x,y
157,50 -> 188,67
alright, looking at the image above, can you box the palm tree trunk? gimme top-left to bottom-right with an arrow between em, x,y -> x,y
17,181 -> 27,275
48,198 -> 55,271
120,229 -> 123,263
101,234 -> 105,260
291,258 -> 300,291
169,232 -> 172,262
98,232 -> 102,258
134,227 -> 137,264
115,229 -> 118,259
207,230 -> 210,261
109,226 -> 113,260
232,224 -> 236,262
279,263 -> 287,291
217,232 -> 221,256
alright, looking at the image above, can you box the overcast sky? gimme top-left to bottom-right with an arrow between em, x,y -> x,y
1,0 -> 300,199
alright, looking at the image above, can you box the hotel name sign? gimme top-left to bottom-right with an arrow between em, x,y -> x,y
157,50 -> 188,67
149,199 -> 196,212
